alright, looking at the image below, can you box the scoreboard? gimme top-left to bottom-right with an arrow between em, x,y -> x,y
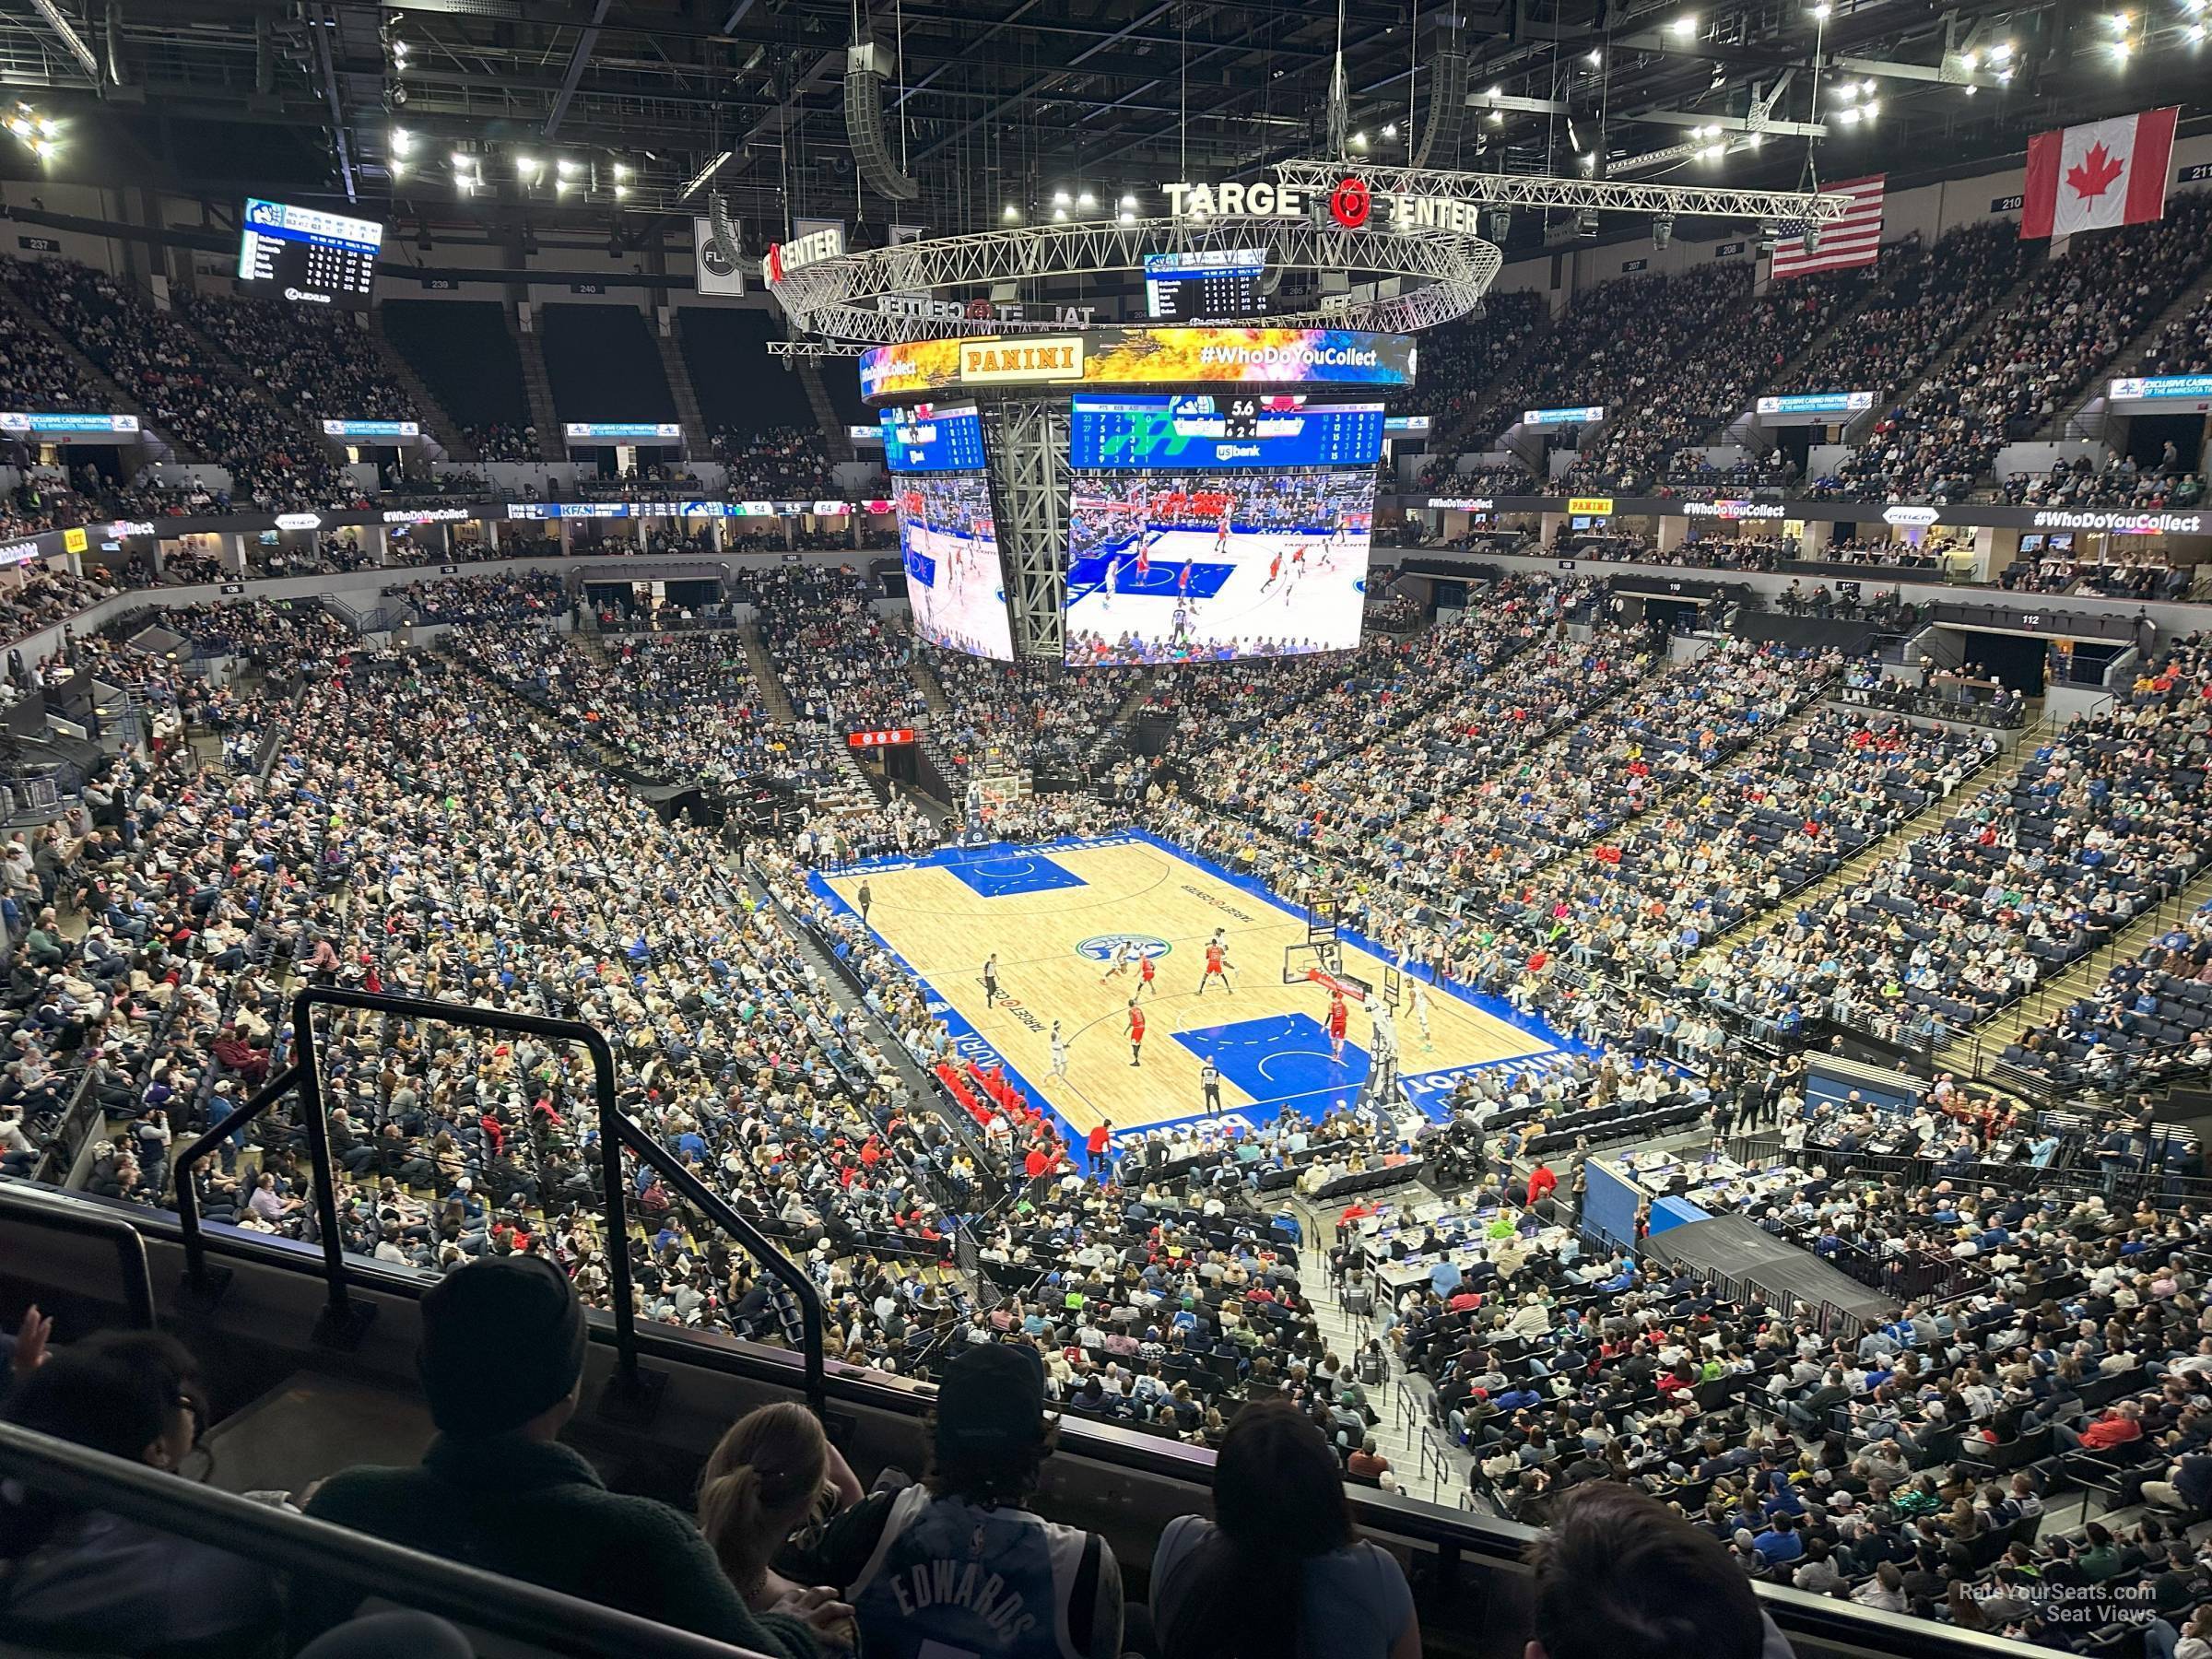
236,198 -> 382,309
1068,394 -> 1385,470
1143,248 -> 1265,321
881,404 -> 987,473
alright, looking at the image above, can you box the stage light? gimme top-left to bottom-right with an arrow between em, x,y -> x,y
1669,15 -> 1697,36
1809,3 -> 1830,17
2112,35 -> 2133,53
1862,77 -> 1877,93
391,127 -> 413,155
1118,194 -> 1137,208
1487,109 -> 1503,124
1834,81 -> 1857,100
1864,98 -> 1879,116
1748,131 -> 1764,147
1002,203 -> 1020,221
614,163 -> 631,181
1653,212 -> 1674,248
2191,22 -> 2207,41
1350,130 -> 1368,147
1963,83 -> 1978,94
1962,49 -> 1980,68
451,150 -> 471,167
1382,123 -> 1398,137
1837,105 -> 1862,123
1052,188 -> 1070,206
516,156 -> 539,178
1991,38 -> 2014,56
615,183 -> 629,199
1052,206 -> 1067,221
558,159 -> 581,178
1585,48 -> 1603,64
556,178 -> 572,195
1077,189 -> 1096,207
1118,209 -> 1135,224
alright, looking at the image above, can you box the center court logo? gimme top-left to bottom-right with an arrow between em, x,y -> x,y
1075,935 -> 1172,963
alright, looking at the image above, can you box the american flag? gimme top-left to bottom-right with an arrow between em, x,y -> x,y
1771,174 -> 1886,279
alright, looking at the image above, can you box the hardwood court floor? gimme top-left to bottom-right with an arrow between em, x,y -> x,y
819,834 -> 1558,1137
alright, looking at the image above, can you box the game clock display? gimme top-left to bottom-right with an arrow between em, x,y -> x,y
236,198 -> 383,308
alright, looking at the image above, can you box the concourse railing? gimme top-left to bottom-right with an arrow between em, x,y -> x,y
168,986 -> 827,1414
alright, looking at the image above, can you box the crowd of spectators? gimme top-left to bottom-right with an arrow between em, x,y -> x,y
179,294 -> 417,429
755,564 -> 925,735
465,421 -> 540,462
1819,194 -> 2212,502
713,427 -> 842,500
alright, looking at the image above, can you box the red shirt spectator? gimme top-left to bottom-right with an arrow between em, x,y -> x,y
1526,1163 -> 1559,1207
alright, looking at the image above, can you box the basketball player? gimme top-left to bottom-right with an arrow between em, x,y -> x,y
1178,559 -> 1194,597
1196,935 -> 1233,995
1137,949 -> 1158,998
982,952 -> 1002,1009
1411,975 -> 1433,1051
1200,1057 -> 1223,1120
1100,939 -> 1132,986
1327,990 -> 1350,1063
1049,1019 -> 1069,1079
1260,548 -> 1284,593
1214,500 -> 1233,558
1126,998 -> 1146,1067
1134,535 -> 1153,585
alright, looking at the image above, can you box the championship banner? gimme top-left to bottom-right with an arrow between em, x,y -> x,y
692,216 -> 745,297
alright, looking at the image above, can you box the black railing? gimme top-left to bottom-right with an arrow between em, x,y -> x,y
0,1422 -> 779,1659
168,987 -> 827,1414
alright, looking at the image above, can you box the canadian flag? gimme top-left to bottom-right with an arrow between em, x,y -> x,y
2020,106 -> 2178,239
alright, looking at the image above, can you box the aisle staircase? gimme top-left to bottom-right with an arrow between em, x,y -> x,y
1296,1200 -> 1460,1505
510,309 -> 568,462
1712,265 -> 1904,450
1935,860 -> 2212,1073
363,312 -> 475,462
652,328 -> 712,459
796,359 -> 854,461
2041,261 -> 2212,442
909,653 -> 951,717
0,281 -> 193,462
736,621 -> 799,724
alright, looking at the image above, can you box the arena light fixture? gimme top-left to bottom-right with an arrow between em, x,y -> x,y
1836,105 -> 1862,123
2190,22 -> 2207,41
1052,188 -> 1071,206
451,149 -> 471,167
2112,35 -> 2133,53
558,158 -> 581,178
390,126 -> 413,156
1487,109 -> 1504,124
615,183 -> 629,199
1861,78 -> 1877,94
1052,206 -> 1068,221
1002,203 -> 1020,221
1863,98 -> 1880,117
1077,189 -> 1097,208
1991,38 -> 2015,56
1585,48 -> 1604,65
1382,123 -> 1399,138
1963,82 -> 1978,94
1118,209 -> 1136,224
1669,15 -> 1698,36
516,155 -> 540,178
1809,3 -> 1830,17
1118,193 -> 1137,208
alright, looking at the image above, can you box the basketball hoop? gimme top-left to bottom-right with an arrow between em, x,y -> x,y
1307,967 -> 1370,1004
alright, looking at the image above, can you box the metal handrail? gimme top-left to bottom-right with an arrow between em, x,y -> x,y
0,1422 -> 780,1659
166,987 -> 826,1413
0,1180 -> 156,1328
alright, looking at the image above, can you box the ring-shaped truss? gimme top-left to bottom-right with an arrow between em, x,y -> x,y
764,215 -> 1500,345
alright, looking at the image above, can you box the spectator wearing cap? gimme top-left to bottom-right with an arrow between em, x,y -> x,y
298,1256 -> 826,1657
796,1340 -> 1124,1657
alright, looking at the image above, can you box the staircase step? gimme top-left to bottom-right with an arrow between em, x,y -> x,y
365,310 -> 476,462
510,308 -> 570,463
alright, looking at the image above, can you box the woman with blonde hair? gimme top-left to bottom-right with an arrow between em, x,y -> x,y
697,1402 -> 864,1634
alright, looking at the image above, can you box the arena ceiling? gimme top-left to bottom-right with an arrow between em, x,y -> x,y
0,0 -> 2206,257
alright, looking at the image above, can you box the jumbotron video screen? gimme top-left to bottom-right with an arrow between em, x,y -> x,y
1064,395 -> 1382,665
881,404 -> 1016,660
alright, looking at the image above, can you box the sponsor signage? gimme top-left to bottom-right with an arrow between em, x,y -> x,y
0,539 -> 38,567
61,526 -> 86,554
861,326 -> 1414,400
877,294 -> 1098,327
1883,506 -> 1941,526
760,223 -> 846,284
692,217 -> 746,298
561,422 -> 684,441
1755,391 -> 1874,417
1383,415 -> 1431,434
275,512 -> 323,531
1567,497 -> 1615,516
848,424 -> 885,441
1681,500 -> 1785,520
2109,374 -> 2212,403
322,418 -> 420,440
0,411 -> 140,434
505,500 -> 856,521
1427,497 -> 1496,511
847,728 -> 916,748
382,507 -> 478,525
107,520 -> 156,537
1524,405 -> 1605,428
958,337 -> 1086,384
1161,176 -> 1507,238
2031,508 -> 2204,535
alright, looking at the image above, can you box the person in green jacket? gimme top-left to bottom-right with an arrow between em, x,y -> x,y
298,1255 -> 838,1656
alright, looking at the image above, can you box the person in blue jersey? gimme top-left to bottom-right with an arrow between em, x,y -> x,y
1150,1397 -> 1420,1659
796,1340 -> 1124,1659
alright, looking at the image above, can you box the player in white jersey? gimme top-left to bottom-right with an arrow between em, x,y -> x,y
1050,1019 -> 1070,1078
1099,939 -> 1132,984
1411,976 -> 1433,1050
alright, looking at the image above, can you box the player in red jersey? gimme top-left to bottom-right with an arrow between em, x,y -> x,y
1126,998 -> 1146,1066
1196,938 -> 1234,995
1261,550 -> 1284,593
1214,502 -> 1233,557
1134,537 -> 1152,582
1138,949 -> 1158,997
1326,990 -> 1349,1062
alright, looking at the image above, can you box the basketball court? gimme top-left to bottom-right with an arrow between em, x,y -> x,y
810,830 -> 1576,1142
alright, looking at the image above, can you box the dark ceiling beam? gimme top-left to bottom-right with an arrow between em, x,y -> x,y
543,0 -> 615,137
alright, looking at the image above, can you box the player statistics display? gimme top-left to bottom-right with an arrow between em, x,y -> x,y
236,198 -> 382,308
882,404 -> 1015,659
